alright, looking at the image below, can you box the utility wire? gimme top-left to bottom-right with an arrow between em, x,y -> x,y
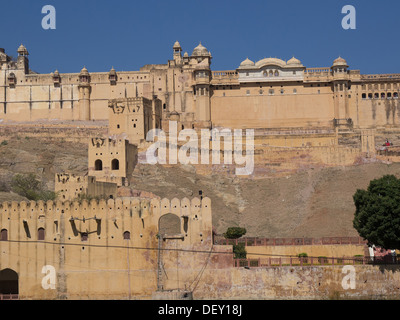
0,238 -> 362,259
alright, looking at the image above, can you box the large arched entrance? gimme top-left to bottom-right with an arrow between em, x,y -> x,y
158,213 -> 181,236
0,268 -> 19,300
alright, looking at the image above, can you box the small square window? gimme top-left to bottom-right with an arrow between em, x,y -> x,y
81,233 -> 88,241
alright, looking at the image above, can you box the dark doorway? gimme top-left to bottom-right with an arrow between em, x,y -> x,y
0,229 -> 7,241
95,159 -> 103,171
38,228 -> 45,241
111,159 -> 119,170
0,269 -> 18,297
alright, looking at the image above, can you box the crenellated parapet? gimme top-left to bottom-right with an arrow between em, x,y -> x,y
0,197 -> 212,246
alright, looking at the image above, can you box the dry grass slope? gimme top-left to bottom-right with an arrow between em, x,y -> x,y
1,135 -> 400,238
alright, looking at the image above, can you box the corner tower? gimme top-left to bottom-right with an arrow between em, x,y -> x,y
16,44 -> 29,74
191,42 -> 212,129
331,57 -> 351,128
173,41 -> 182,65
78,66 -> 91,120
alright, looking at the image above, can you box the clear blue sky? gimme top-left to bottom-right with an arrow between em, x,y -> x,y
1,0 -> 399,74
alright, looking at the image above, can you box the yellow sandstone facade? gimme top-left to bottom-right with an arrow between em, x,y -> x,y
1,42 -> 400,132
0,197 -> 217,299
2,42 -> 400,300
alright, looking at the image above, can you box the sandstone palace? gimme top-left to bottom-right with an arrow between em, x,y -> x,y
2,41 -> 400,301
1,42 -> 399,131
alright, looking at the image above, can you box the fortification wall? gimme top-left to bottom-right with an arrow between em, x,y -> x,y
191,264 -> 400,300
1,196 -> 399,300
0,197 -> 213,299
0,122 -> 108,143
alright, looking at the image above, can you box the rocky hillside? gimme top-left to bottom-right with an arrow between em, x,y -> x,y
130,161 -> 400,238
1,134 -> 400,238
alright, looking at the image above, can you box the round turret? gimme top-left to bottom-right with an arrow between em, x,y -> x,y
80,66 -> 89,76
17,44 -> 29,56
173,41 -> 182,50
332,56 -> 348,68
79,66 -> 90,84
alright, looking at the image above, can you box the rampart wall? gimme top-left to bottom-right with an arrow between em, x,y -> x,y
0,197 -> 213,299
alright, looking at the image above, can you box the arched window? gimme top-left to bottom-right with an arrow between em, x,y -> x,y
38,228 -> 45,241
123,231 -> 131,240
95,159 -> 103,171
0,229 -> 7,241
111,159 -> 119,170
274,70 -> 279,77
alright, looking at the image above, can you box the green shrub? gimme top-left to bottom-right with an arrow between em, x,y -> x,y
224,227 -> 247,239
318,256 -> 329,264
11,173 -> 57,201
233,243 -> 247,259
298,252 -> 308,263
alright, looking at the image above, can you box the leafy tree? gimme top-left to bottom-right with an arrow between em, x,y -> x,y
11,173 -> 57,201
224,227 -> 247,239
353,174 -> 400,250
11,173 -> 41,199
224,227 -> 247,259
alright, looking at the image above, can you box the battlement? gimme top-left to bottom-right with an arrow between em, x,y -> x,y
0,196 -> 210,218
0,197 -> 212,245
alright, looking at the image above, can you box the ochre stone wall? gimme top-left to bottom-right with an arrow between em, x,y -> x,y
0,197 -> 213,299
190,264 -> 400,300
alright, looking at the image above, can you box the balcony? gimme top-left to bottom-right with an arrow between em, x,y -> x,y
211,70 -> 239,85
